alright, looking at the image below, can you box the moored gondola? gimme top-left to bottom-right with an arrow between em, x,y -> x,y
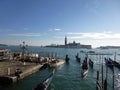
104,58 -> 114,70
65,54 -> 70,62
114,73 -> 120,90
89,59 -> 94,68
75,53 -> 81,63
109,58 -> 120,69
32,70 -> 55,90
81,58 -> 88,78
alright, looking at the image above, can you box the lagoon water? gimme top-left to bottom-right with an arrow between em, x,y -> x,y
0,46 -> 120,90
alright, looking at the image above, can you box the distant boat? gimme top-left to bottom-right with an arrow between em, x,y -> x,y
87,50 -> 95,54
32,70 -> 55,90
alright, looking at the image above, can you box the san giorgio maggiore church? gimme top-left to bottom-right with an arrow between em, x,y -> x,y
46,36 -> 92,49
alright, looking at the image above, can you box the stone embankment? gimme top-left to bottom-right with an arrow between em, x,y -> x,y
0,61 -> 43,84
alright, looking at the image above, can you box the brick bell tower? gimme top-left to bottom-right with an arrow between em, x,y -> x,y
65,36 -> 67,46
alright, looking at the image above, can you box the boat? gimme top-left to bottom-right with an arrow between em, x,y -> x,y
109,58 -> 120,69
81,58 -> 88,78
49,59 -> 65,67
75,53 -> 81,63
104,58 -> 114,70
65,54 -> 69,62
114,73 -> 120,90
81,69 -> 88,78
105,58 -> 120,69
87,50 -> 95,54
32,70 -> 55,90
114,61 -> 120,69
89,59 -> 94,68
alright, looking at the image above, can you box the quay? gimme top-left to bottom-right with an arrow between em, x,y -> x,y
0,44 -> 61,85
0,60 -> 43,84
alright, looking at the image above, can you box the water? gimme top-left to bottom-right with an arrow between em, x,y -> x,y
0,46 -> 120,90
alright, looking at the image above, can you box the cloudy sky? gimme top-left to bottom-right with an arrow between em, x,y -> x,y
0,0 -> 120,47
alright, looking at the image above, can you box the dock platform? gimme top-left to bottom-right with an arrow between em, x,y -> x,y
0,61 -> 43,84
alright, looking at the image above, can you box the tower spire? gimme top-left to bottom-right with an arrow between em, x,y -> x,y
65,36 -> 67,46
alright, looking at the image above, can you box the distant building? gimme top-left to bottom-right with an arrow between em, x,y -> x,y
46,36 -> 92,49
99,46 -> 120,49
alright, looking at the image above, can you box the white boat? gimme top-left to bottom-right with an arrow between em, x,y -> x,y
49,59 -> 65,67
114,73 -> 120,90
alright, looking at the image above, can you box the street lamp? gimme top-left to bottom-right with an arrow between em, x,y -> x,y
20,41 -> 28,65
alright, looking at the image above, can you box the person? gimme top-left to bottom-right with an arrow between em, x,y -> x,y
15,68 -> 22,79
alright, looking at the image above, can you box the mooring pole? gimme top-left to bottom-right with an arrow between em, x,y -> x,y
96,71 -> 99,90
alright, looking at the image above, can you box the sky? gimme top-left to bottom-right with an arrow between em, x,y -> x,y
0,0 -> 120,48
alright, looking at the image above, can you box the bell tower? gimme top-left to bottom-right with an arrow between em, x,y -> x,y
65,36 -> 67,46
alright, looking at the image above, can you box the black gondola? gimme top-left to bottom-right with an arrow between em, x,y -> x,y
65,54 -> 70,62
89,59 -> 94,68
75,53 -> 81,63
81,58 -> 88,78
32,70 -> 55,90
104,58 -> 114,70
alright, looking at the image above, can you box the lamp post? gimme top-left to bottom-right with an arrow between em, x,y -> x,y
20,41 -> 28,65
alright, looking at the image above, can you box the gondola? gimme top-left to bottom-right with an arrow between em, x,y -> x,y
65,54 -> 70,62
104,58 -> 114,69
89,59 -> 94,68
109,58 -> 120,69
114,73 -> 120,90
81,59 -> 88,78
32,70 -> 55,90
75,53 -> 81,63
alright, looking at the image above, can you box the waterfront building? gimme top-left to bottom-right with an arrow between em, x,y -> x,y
0,49 -> 10,61
46,36 -> 92,49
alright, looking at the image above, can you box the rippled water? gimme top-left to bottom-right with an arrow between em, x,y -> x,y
0,46 -> 120,90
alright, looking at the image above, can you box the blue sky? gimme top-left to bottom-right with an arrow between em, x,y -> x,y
0,0 -> 120,47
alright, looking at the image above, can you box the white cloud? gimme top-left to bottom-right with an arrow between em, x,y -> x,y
9,33 -> 41,37
67,32 -> 120,39
54,28 -> 61,31
49,28 -> 61,32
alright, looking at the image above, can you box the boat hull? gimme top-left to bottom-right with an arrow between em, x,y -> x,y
49,59 -> 65,67
32,70 -> 54,90
81,69 -> 88,78
114,74 -> 120,90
